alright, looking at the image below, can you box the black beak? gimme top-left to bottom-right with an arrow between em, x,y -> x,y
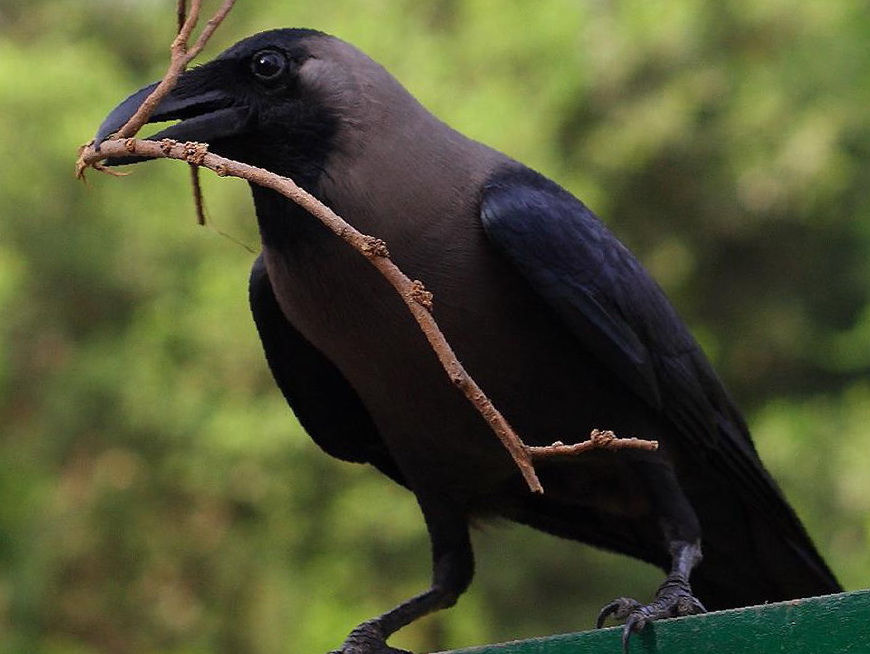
95,73 -> 249,165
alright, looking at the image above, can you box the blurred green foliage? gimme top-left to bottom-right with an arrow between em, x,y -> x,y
1,1 -> 869,652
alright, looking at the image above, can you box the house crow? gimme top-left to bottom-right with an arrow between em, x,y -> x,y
95,29 -> 841,653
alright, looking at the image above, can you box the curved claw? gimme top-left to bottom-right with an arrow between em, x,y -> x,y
598,587 -> 706,653
620,611 -> 649,653
596,597 -> 642,629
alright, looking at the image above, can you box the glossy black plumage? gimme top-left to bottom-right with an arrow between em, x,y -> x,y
97,28 -> 841,653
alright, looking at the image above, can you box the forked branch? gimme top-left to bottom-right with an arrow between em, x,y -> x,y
108,0 -> 237,143
75,2 -> 658,494
77,138 -> 659,493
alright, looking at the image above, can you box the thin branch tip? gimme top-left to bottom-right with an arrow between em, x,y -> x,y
76,141 -> 131,181
526,429 -> 659,460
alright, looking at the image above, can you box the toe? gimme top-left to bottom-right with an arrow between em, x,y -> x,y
620,611 -> 650,653
676,593 -> 706,616
597,597 -> 643,628
598,588 -> 705,651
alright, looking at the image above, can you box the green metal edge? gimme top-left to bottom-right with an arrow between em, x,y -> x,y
441,589 -> 870,654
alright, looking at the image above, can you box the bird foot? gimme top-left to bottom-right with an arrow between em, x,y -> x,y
328,620 -> 412,654
597,579 -> 706,652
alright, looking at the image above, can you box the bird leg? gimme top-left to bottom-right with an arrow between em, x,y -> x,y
596,461 -> 706,651
597,539 -> 706,652
330,496 -> 474,654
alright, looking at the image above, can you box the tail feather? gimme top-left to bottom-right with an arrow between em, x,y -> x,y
691,493 -> 840,610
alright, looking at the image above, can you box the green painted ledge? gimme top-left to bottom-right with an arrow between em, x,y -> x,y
441,589 -> 870,654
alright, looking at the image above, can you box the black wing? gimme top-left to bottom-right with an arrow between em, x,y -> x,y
249,254 -> 406,487
479,165 -> 840,600
480,166 -> 734,451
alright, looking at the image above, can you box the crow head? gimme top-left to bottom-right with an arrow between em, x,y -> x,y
95,28 -> 406,185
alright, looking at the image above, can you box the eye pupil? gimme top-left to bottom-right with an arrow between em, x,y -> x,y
252,50 -> 285,81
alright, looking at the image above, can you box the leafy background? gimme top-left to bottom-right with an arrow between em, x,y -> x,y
1,1 -> 869,652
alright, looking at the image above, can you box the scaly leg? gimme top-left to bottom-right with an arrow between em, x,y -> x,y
597,462 -> 707,652
330,494 -> 474,654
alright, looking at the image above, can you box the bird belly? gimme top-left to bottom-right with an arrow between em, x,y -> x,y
261,227 -> 669,514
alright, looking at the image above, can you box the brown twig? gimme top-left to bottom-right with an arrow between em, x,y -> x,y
527,429 -> 658,460
177,0 -> 187,34
107,0 -> 236,143
189,0 -> 237,57
190,164 -> 206,225
77,138 -> 659,492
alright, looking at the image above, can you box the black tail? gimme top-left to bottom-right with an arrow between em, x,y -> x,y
690,490 -> 841,610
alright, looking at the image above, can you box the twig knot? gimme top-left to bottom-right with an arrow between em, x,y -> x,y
361,236 -> 390,259
590,428 -> 617,446
183,141 -> 209,165
409,280 -> 434,311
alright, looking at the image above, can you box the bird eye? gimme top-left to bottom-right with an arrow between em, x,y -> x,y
251,49 -> 286,82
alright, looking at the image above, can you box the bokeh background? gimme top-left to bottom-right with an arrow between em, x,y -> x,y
2,1 -> 870,652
